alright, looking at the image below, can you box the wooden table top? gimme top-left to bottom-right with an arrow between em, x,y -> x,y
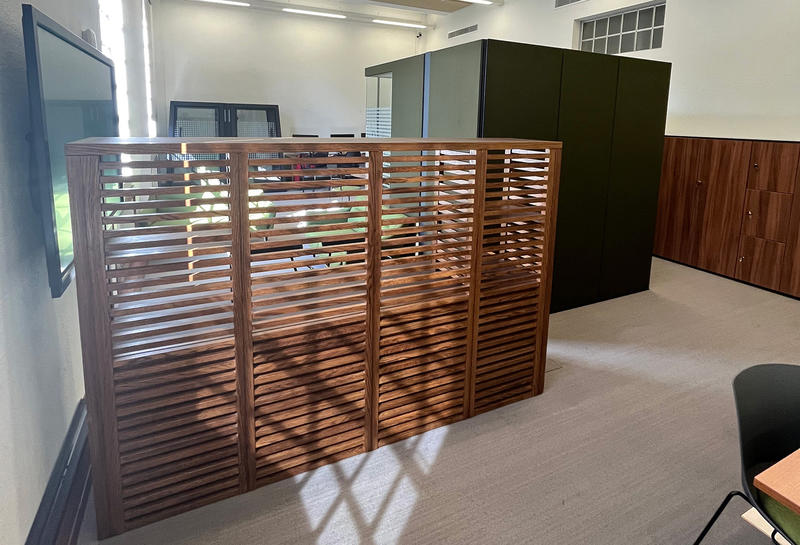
754,448 -> 800,516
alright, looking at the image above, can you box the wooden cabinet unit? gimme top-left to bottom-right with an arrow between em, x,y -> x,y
655,136 -> 800,297
654,138 -> 751,276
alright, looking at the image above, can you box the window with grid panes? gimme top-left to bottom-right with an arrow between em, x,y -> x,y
580,2 -> 665,55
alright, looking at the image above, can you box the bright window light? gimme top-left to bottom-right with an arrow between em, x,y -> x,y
193,0 -> 251,6
282,8 -> 346,19
99,0 -> 129,138
461,0 -> 493,4
141,0 -> 156,137
372,19 -> 426,29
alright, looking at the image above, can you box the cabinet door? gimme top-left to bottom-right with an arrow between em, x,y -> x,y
780,177 -> 800,296
741,190 -> 793,242
653,137 -> 703,264
748,142 -> 800,193
600,57 -> 670,299
696,139 -> 752,276
736,236 -> 785,290
481,40 -> 563,140
551,50 -> 619,311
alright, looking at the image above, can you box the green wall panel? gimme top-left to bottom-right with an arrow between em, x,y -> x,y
481,40 -> 563,140
366,55 -> 425,138
600,57 -> 671,300
551,50 -> 620,312
427,41 -> 483,137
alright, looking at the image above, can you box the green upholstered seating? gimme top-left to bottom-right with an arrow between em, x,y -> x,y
762,492 -> 800,543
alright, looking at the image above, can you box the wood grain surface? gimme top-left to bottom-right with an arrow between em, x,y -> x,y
754,448 -> 800,517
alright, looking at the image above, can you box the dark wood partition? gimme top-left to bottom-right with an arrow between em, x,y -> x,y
66,137 -> 561,537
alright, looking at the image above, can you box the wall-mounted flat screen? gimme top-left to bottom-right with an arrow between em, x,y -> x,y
23,4 -> 118,297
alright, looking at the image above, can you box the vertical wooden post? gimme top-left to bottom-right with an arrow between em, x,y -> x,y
364,150 -> 383,451
533,147 -> 562,395
229,152 -> 256,490
463,149 -> 487,418
67,154 -> 125,538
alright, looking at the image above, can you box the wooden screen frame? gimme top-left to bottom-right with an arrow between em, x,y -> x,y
66,137 -> 561,537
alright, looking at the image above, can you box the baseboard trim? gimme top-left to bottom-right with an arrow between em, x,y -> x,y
25,399 -> 92,545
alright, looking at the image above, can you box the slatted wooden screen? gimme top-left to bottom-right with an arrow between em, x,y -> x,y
376,150 -> 478,447
474,149 -> 555,413
247,154 -> 371,485
66,137 -> 560,538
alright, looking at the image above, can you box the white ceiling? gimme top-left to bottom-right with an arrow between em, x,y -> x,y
366,0 -> 471,14
178,0 -> 501,29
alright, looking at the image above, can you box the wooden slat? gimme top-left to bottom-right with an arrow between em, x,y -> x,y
365,151 -> 383,451
464,149 -> 487,418
230,153 -> 256,491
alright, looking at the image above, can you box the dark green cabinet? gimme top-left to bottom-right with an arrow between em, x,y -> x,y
551,50 -> 619,310
600,57 -> 671,301
482,40 -> 563,141
366,39 -> 671,312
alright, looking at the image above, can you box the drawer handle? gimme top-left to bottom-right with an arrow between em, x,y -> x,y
696,179 -> 704,185
754,162 -> 759,169
738,256 -> 745,263
747,210 -> 753,218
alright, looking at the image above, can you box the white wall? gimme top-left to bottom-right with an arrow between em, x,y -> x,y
151,0 -> 420,137
423,0 -> 800,142
0,1 -> 149,543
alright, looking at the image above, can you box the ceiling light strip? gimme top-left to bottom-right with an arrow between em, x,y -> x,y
193,0 -> 251,7
282,7 -> 346,19
190,0 -> 428,28
372,19 -> 426,29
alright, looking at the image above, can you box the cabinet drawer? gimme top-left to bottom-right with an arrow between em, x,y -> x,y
748,141 -> 800,193
742,190 -> 793,241
735,236 -> 785,291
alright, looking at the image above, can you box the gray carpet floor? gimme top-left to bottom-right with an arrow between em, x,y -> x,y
79,258 -> 800,544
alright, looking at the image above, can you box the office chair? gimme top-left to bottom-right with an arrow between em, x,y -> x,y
693,364 -> 800,545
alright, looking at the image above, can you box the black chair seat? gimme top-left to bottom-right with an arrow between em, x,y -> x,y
693,363 -> 800,545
